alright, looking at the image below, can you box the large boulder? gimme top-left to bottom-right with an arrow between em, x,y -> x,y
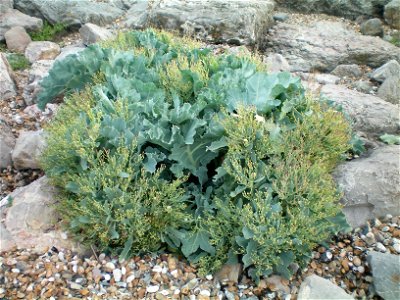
124,0 -> 276,46
0,53 -> 17,101
335,145 -> 400,228
11,130 -> 46,170
378,75 -> 400,104
274,0 -> 390,20
384,0 -> 400,29
0,9 -> 43,41
371,59 -> 400,83
320,84 -> 400,137
0,118 -> 16,169
266,20 -> 400,72
298,275 -> 354,300
24,41 -> 61,63
79,23 -> 113,46
1,176 -> 83,252
23,60 -> 54,106
360,18 -> 384,37
14,0 -> 125,27
367,251 -> 400,300
55,44 -> 85,62
4,26 -> 32,53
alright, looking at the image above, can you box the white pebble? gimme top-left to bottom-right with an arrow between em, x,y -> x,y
174,289 -> 180,295
58,252 -> 65,261
72,264 -> 78,273
126,274 -> 135,283
375,242 -> 387,252
393,243 -> 400,254
103,273 -> 111,281
11,268 -> 20,273
113,269 -> 122,282
152,265 -> 163,273
146,285 -> 160,293
121,266 -> 126,275
105,262 -> 115,271
61,232 -> 68,240
190,295 -> 196,300
160,290 -> 170,296
98,253 -> 106,261
200,290 -> 211,296
205,274 -> 213,280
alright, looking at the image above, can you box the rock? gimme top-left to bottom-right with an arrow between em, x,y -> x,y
335,145 -> 400,228
265,53 -> 291,73
360,18 -> 384,37
332,64 -> 363,78
384,0 -> 400,29
25,41 -> 61,64
55,44 -> 85,62
2,176 -> 82,252
371,60 -> 400,83
0,9 -> 43,41
215,263 -> 242,283
0,53 -> 17,101
11,130 -> 46,170
266,20 -> 400,72
23,60 -> 54,106
0,119 -> 16,169
79,23 -> 113,45
320,84 -> 400,137
273,13 -> 289,22
367,251 -> 400,300
352,80 -> 373,93
274,0 -> 390,20
298,275 -> 354,300
4,26 -> 32,53
0,0 -> 13,13
124,0 -> 276,46
314,73 -> 340,85
378,75 -> 400,104
14,0 -> 125,27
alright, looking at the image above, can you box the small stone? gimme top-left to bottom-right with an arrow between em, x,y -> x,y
103,273 -> 111,281
357,266 -> 365,274
381,226 -> 390,232
105,262 -> 115,271
353,257 -> 362,267
200,290 -> 211,296
320,251 -> 333,262
147,285 -> 160,293
113,268 -> 122,282
273,13 -> 289,22
375,242 -> 387,252
393,243 -> 400,254
70,282 -> 82,290
206,274 -> 213,281
126,274 -> 135,283
152,265 -> 163,273
364,232 -> 376,245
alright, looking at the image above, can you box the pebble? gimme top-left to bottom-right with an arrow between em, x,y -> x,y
126,274 -> 135,283
363,232 -> 376,245
69,282 -> 82,290
381,226 -> 390,232
393,243 -> 400,254
375,242 -> 387,252
353,256 -> 362,267
147,285 -> 160,293
105,262 -> 115,271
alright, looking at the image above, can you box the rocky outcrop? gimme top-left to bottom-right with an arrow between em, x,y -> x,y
0,119 -> 16,169
1,176 -> 83,252
367,251 -> 400,300
14,0 -> 125,27
320,84 -> 400,137
4,26 -> 32,53
298,275 -> 354,300
11,130 -> 46,170
384,0 -> 400,29
335,145 -> 400,228
124,0 -> 276,46
0,9 -> 43,41
24,41 -> 61,63
79,23 -> 113,46
23,60 -> 54,105
266,20 -> 400,72
274,0 -> 390,20
0,53 -> 17,101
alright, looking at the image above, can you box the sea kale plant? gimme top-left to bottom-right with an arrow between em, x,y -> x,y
39,29 -> 352,281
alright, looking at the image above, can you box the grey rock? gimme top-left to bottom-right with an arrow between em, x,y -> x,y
4,26 -> 32,53
0,223 -> 16,252
314,73 -> 340,85
298,275 -> 354,300
11,130 -> 46,170
14,0 -> 125,27
352,80 -> 374,93
55,44 -> 85,62
360,18 -> 384,37
274,0 -> 390,20
378,75 -> 400,104
367,251 -> 400,300
273,13 -> 289,22
0,53 -> 16,101
371,60 -> 400,83
0,9 -> 43,41
25,41 -> 60,63
332,64 -> 363,78
320,84 -> 400,136
335,145 -> 400,228
2,176 -> 84,252
79,23 -> 113,45
215,263 -> 242,283
265,53 -> 290,73
0,119 -> 16,169
23,60 -> 54,106
0,0 -> 13,13
384,0 -> 400,29
266,20 -> 400,72
124,0 -> 276,46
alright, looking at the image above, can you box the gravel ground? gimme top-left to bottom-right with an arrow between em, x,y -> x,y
1,215 -> 399,299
